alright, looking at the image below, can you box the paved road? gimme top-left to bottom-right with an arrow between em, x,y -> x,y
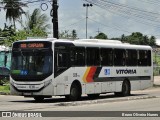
0,86 -> 159,111
0,76 -> 160,120
0,76 -> 160,111
1,88 -> 160,120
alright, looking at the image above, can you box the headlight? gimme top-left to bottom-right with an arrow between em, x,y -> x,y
44,79 -> 52,87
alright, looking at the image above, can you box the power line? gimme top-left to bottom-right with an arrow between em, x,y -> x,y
88,16 -> 160,37
84,0 -> 160,23
88,17 -> 132,34
91,6 -> 160,29
138,0 -> 160,5
60,18 -> 86,29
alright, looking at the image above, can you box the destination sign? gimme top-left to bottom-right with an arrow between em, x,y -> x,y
20,43 -> 44,49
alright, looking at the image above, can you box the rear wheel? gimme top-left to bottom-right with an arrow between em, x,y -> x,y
115,80 -> 130,97
65,84 -> 81,101
122,80 -> 130,96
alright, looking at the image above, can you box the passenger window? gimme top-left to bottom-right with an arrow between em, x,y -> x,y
114,49 -> 126,66
138,50 -> 148,66
147,50 -> 151,66
126,50 -> 137,66
100,48 -> 113,66
86,47 -> 100,66
71,47 -> 85,66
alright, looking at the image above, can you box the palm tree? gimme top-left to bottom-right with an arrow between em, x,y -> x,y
2,0 -> 27,29
19,8 -> 50,32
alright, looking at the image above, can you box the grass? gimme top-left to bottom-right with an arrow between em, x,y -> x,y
0,85 -> 10,94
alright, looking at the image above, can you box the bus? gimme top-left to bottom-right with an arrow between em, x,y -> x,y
10,38 -> 153,101
0,45 -> 11,68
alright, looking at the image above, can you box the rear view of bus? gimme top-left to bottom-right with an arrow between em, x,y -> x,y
10,40 -> 53,101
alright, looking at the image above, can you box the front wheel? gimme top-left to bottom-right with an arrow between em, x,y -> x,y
65,84 -> 81,101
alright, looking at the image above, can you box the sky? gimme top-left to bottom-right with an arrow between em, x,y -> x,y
1,0 -> 160,40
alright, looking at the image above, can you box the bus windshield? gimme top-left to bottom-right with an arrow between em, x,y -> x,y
11,49 -> 53,77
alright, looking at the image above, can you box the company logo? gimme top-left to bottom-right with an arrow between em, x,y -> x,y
116,69 -> 136,74
1,112 -> 42,117
104,69 -> 110,75
20,70 -> 28,75
2,112 -> 11,117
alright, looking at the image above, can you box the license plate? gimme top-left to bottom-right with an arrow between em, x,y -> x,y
29,85 -> 36,89
23,92 -> 31,95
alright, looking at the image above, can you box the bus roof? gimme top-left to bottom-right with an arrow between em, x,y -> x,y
14,38 -> 152,50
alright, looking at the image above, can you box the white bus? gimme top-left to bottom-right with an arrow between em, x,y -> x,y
10,38 -> 153,101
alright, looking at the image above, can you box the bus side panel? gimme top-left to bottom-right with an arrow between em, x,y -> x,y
141,80 -> 152,90
54,67 -> 86,95
54,72 -> 68,95
86,83 -> 95,94
101,82 -> 109,93
130,81 -> 141,91
115,81 -> 123,92
94,83 -> 101,93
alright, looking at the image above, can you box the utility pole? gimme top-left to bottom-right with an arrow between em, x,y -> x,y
52,0 -> 59,39
83,3 -> 92,39
96,28 -> 100,34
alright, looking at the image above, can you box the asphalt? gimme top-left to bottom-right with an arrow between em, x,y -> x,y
0,76 -> 159,107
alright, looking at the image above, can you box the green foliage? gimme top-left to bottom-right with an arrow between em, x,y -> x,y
2,0 -> 27,29
120,32 -> 156,46
59,30 -> 78,39
0,85 -> 10,93
94,32 -> 108,39
19,8 -> 50,32
0,24 -> 16,46
0,24 -> 47,47
72,29 -> 77,39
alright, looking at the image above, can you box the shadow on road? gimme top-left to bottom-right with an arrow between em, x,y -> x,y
10,93 -> 148,103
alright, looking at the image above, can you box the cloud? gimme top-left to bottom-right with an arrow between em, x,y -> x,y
1,0 -> 160,39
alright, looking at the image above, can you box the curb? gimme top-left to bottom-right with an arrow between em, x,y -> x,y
55,95 -> 157,106
0,92 -> 10,95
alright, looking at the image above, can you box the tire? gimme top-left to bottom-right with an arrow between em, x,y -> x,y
115,80 -> 130,97
122,80 -> 130,96
34,96 -> 44,102
87,94 -> 100,99
65,84 -> 81,101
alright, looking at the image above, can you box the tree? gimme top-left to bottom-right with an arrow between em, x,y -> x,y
59,30 -> 78,39
143,35 -> 149,45
19,8 -> 50,32
2,0 -> 27,29
129,32 -> 143,45
0,24 -> 16,46
94,32 -> 108,39
121,34 -> 127,42
72,29 -> 77,39
149,36 -> 156,46
117,32 -> 156,46
0,24 -> 47,47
